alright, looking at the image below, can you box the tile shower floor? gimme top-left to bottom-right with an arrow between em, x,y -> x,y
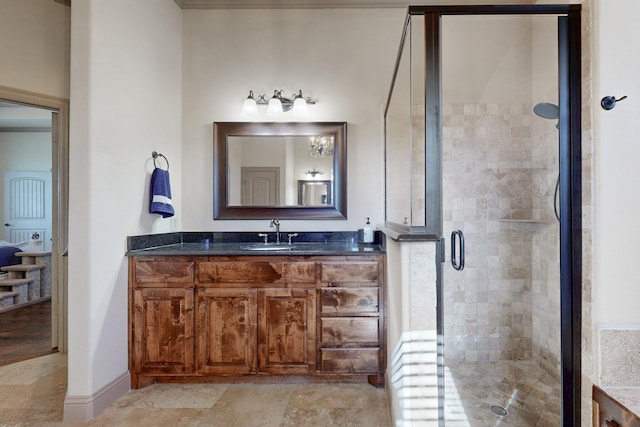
445,360 -> 562,426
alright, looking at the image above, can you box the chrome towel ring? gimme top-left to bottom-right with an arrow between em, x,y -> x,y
151,151 -> 169,170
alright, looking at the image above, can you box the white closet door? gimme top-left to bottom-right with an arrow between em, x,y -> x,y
3,171 -> 52,250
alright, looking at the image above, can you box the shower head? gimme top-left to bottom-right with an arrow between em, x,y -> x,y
533,102 -> 559,120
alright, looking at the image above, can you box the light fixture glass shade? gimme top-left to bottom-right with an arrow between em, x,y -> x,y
267,91 -> 283,117
292,90 -> 309,119
293,96 -> 309,116
242,92 -> 258,116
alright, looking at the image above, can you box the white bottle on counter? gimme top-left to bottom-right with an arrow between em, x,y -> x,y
363,217 -> 374,243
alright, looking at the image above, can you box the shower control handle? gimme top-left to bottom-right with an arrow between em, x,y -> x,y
451,230 -> 465,271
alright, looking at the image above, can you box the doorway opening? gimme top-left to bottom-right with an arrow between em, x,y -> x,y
0,87 -> 69,365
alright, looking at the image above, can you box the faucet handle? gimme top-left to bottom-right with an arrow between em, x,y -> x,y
257,233 -> 269,243
287,233 -> 298,245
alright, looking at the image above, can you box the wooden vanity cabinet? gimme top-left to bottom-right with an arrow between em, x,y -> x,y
197,259 -> 317,376
593,385 -> 640,427
129,255 -> 384,388
130,260 -> 195,388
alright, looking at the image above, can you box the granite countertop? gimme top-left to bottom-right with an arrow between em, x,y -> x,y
126,231 -> 385,256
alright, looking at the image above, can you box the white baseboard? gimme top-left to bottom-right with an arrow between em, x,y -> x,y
63,371 -> 130,422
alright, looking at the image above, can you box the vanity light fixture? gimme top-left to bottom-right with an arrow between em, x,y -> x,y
306,168 -> 324,177
242,89 -> 316,116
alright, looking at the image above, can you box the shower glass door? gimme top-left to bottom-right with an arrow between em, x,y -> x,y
384,6 -> 581,425
440,14 -> 563,425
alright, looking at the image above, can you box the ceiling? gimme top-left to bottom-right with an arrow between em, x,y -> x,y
176,0 -> 410,7
53,0 -> 535,8
175,0 -> 533,9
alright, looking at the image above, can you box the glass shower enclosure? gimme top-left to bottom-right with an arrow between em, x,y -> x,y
384,5 -> 581,426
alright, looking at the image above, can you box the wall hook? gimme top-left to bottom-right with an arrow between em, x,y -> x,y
601,95 -> 628,110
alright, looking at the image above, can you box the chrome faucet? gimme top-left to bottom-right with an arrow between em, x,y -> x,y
270,219 -> 281,244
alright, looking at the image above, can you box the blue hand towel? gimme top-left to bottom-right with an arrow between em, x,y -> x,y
149,168 -> 175,218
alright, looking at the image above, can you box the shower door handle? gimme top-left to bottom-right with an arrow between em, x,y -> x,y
451,230 -> 465,271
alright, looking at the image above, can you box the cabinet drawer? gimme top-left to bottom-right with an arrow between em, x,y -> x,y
198,261 -> 316,284
321,288 -> 378,313
321,262 -> 379,286
320,348 -> 379,374
135,261 -> 195,286
321,317 -> 379,344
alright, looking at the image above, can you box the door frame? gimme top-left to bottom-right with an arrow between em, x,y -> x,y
0,85 -> 69,353
405,5 -> 582,425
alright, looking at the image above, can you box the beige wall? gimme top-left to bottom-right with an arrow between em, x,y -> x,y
181,8 -> 405,232
0,0 -> 70,99
592,0 -> 640,397
0,0 -> 68,236
67,0 -> 182,417
592,0 -> 640,326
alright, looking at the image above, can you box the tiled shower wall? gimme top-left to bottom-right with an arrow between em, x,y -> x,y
441,103 -> 560,375
531,113 -> 561,380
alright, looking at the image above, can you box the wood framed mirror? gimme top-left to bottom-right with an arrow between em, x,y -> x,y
213,122 -> 347,219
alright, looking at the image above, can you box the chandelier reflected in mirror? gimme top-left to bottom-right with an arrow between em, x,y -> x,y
308,136 -> 334,157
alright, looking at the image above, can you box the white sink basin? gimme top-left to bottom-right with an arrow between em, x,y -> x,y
240,244 -> 295,251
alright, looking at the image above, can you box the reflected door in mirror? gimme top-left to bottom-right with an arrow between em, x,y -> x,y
241,167 -> 280,206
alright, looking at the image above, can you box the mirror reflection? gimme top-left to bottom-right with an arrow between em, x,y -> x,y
298,180 -> 332,206
227,136 -> 334,207
213,122 -> 347,220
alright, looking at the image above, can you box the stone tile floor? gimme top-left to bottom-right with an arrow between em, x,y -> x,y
0,353 -> 562,426
0,353 -> 391,426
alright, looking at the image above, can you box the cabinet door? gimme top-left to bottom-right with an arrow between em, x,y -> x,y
258,288 -> 316,374
132,288 -> 194,375
197,288 -> 257,374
